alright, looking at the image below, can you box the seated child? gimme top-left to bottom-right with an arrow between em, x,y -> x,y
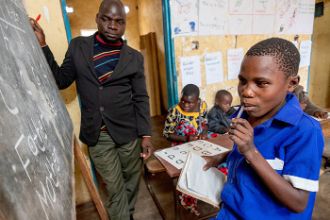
208,89 -> 236,134
163,83 -> 208,215
163,84 -> 208,145
294,84 -> 328,119
204,38 -> 324,219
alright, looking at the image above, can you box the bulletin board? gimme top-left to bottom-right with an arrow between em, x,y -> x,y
170,0 -> 314,107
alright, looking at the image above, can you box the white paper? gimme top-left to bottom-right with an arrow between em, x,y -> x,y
275,0 -> 315,34
180,56 -> 201,87
154,140 -> 229,169
299,40 -> 312,67
170,0 -> 199,36
199,0 -> 228,35
204,52 -> 224,84
177,152 -> 225,207
227,48 -> 244,80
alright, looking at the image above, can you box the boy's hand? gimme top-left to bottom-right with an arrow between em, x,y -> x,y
141,137 -> 154,160
229,118 -> 256,156
202,155 -> 222,171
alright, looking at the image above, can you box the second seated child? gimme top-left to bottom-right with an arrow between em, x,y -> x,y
163,83 -> 208,215
208,89 -> 236,134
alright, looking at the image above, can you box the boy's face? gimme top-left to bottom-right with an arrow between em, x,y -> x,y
216,95 -> 232,113
179,95 -> 199,112
238,55 -> 297,123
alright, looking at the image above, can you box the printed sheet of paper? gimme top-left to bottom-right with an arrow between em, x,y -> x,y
227,48 -> 244,80
299,40 -> 312,67
180,56 -> 201,87
204,52 -> 224,85
154,140 -> 229,169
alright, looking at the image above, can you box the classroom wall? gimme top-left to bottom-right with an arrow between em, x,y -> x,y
137,0 -> 168,110
309,0 -> 330,108
174,35 -> 310,108
67,0 -> 141,50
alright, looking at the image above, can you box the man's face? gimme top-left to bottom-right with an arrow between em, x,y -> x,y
179,95 -> 199,112
238,55 -> 296,123
96,1 -> 126,41
216,95 -> 232,113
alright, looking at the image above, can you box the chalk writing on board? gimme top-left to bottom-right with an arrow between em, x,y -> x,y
0,0 -> 74,220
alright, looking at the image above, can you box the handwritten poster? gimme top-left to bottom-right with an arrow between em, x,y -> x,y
155,140 -> 229,169
299,40 -> 312,67
180,56 -> 201,87
199,0 -> 228,35
204,52 -> 224,84
227,48 -> 244,80
170,0 -> 199,36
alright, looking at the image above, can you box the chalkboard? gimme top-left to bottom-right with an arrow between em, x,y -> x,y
0,0 -> 74,220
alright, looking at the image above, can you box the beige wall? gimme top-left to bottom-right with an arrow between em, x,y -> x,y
174,35 -> 311,108
310,0 -> 330,108
137,0 -> 168,110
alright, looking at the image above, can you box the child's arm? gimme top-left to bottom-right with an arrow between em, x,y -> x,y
230,118 -> 309,213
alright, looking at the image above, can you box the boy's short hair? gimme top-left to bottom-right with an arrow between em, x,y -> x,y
182,84 -> 200,97
215,89 -> 232,100
246,38 -> 300,77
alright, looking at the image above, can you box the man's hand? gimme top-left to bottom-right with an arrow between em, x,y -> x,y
29,18 -> 46,47
203,154 -> 222,171
314,111 -> 328,119
141,137 -> 154,160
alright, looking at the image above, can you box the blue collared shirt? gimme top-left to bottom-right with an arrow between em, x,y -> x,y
216,93 -> 324,220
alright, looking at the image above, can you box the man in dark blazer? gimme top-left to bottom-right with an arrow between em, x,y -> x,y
30,1 -> 153,219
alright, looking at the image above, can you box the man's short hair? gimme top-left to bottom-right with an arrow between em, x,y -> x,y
246,37 -> 300,77
182,84 -> 200,98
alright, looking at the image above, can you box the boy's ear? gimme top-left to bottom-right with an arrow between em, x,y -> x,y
288,75 -> 299,92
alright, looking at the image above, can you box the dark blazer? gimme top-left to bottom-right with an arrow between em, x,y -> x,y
42,35 -> 151,146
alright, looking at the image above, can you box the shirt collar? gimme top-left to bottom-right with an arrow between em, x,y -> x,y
272,93 -> 303,126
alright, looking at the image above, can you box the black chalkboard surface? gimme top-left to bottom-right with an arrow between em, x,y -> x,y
0,0 -> 74,219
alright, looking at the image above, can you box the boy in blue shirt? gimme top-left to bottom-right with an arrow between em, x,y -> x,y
204,38 -> 324,219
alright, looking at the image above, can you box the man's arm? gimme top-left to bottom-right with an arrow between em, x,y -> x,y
30,18 -> 76,89
304,96 -> 328,119
131,53 -> 153,159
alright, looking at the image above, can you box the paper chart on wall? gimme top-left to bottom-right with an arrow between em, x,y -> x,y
204,52 -> 224,85
170,0 -> 315,37
154,140 -> 230,169
198,0 -> 228,35
227,48 -> 244,80
180,56 -> 201,87
170,0 -> 199,36
275,0 -> 315,34
299,40 -> 312,67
